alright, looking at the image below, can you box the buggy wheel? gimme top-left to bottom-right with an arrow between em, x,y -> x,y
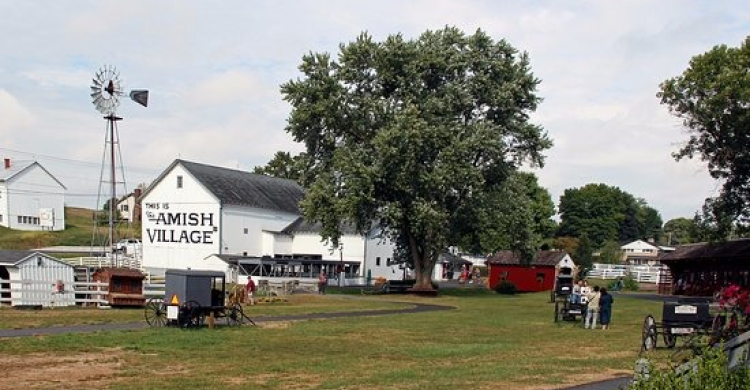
226,303 -> 246,326
663,328 -> 677,348
641,315 -> 657,353
550,290 -> 555,303
144,298 -> 167,327
179,300 -> 204,328
554,301 -> 561,322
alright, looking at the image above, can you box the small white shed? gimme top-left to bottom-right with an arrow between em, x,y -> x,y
0,250 -> 76,307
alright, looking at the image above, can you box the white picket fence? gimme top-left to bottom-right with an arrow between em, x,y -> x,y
587,263 -> 666,284
0,279 -> 164,307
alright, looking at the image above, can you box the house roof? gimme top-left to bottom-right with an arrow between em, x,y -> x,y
621,239 -> 659,251
143,159 -> 304,214
0,161 -> 67,189
659,239 -> 750,263
486,250 -> 570,266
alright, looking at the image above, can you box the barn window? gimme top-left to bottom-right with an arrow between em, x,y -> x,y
376,257 -> 381,266
536,272 -> 545,284
501,271 -> 509,281
177,175 -> 183,189
243,228 -> 248,234
0,214 -> 3,222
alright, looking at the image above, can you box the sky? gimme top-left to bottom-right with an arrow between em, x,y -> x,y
1,1 -> 748,222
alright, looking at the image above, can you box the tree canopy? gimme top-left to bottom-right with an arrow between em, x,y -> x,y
658,36 -> 750,238
281,27 -> 552,289
556,183 -> 663,246
453,171 -> 556,262
253,151 -> 307,183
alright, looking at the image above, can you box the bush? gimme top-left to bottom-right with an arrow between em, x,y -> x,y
494,281 -> 517,295
607,275 -> 639,292
630,346 -> 750,390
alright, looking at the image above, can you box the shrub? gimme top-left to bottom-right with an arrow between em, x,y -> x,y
494,281 -> 517,295
630,346 -> 750,390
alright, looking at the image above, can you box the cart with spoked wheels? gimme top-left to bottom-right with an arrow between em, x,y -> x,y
639,298 -> 713,359
552,273 -> 586,323
144,269 -> 255,328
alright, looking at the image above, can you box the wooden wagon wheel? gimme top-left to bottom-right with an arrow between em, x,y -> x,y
179,300 -> 204,328
144,297 -> 167,327
641,315 -> 657,353
663,328 -> 677,348
554,301 -> 561,323
226,302 -> 256,326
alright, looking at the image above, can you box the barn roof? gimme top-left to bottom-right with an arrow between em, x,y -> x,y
144,159 -> 304,214
486,250 -> 570,266
659,239 -> 750,263
281,217 -> 360,235
0,250 -> 69,267
439,252 -> 473,265
0,160 -> 67,189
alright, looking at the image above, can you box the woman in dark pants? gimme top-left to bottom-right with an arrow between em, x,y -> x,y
599,287 -> 614,329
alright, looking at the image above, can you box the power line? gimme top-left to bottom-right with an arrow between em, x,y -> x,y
0,147 -> 161,175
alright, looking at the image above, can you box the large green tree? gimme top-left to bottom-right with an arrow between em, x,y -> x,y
662,217 -> 701,245
557,183 -> 662,246
658,36 -> 750,238
253,151 -> 307,183
454,171 -> 556,261
281,28 -> 552,289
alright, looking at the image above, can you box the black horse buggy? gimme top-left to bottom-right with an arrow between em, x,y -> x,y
553,274 -> 586,323
640,298 -> 713,358
144,269 -> 254,328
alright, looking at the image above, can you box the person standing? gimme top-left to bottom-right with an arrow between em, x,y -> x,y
245,276 -> 256,305
318,271 -> 328,294
599,287 -> 614,329
584,286 -> 601,329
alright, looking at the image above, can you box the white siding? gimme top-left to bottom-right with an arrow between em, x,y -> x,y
17,255 -> 75,307
364,231 -> 400,279
291,233 -> 364,262
141,165 -> 222,271
222,206 -> 298,256
1,164 -> 65,231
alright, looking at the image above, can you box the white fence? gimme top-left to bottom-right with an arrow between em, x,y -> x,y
587,263 -> 666,284
0,279 -> 165,307
62,256 -> 142,270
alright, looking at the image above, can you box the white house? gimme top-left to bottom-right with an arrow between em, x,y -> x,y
621,239 -> 661,265
117,188 -> 142,223
140,159 -> 398,279
0,250 -> 76,307
0,158 -> 66,231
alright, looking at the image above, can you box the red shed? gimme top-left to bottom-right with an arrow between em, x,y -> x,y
487,251 -> 574,292
92,267 -> 146,307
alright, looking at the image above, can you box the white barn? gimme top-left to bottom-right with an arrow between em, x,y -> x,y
0,158 -> 66,231
140,159 -> 398,279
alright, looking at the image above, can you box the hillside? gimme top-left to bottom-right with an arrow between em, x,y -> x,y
0,207 -> 141,250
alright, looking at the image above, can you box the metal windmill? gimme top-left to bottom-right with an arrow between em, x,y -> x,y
90,65 -> 148,267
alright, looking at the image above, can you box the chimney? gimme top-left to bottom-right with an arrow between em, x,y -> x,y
134,188 -> 142,198
3,158 -> 10,170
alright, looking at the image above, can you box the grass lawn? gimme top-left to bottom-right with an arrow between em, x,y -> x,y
0,291 -> 674,390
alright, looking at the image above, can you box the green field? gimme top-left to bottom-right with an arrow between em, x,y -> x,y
0,207 -> 140,250
0,291 -> 671,390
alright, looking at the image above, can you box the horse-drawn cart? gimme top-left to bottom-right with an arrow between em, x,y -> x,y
552,273 -> 586,323
640,298 -> 713,357
144,269 -> 254,328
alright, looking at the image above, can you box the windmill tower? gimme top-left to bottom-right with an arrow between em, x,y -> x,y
90,65 -> 148,267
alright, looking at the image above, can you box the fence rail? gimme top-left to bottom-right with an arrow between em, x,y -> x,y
0,278 -> 164,307
587,263 -> 666,284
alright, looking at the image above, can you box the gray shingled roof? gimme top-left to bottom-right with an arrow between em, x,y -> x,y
0,250 -> 35,265
281,217 -> 360,235
486,250 -> 569,266
178,160 -> 304,214
660,239 -> 750,263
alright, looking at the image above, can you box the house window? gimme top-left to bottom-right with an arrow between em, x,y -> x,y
376,257 -> 381,266
177,175 -> 183,189
0,214 -> 3,222
386,258 -> 392,266
122,204 -> 129,212
243,228 -> 248,234
17,216 -> 22,223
